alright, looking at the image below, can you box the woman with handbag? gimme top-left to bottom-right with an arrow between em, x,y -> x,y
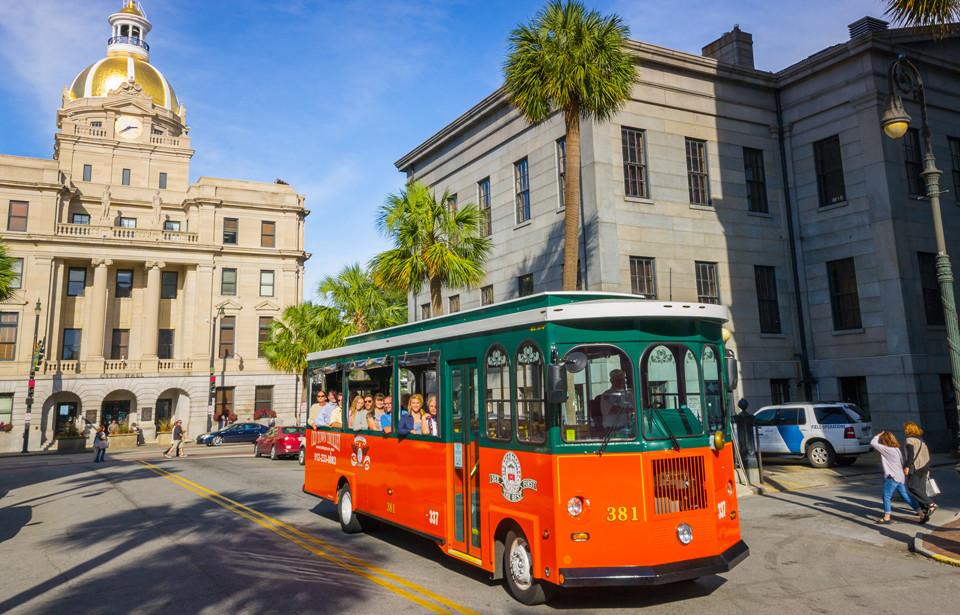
903,422 -> 938,521
93,425 -> 108,463
870,431 -> 925,524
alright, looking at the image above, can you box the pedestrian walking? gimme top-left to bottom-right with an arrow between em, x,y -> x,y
903,422 -> 938,521
163,419 -> 186,458
93,425 -> 108,462
870,431 -> 925,524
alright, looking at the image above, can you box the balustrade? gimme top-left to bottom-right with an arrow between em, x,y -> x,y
57,223 -> 198,243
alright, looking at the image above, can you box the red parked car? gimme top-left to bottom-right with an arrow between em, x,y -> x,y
254,426 -> 304,460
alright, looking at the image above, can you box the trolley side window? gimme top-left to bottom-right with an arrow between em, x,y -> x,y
516,342 -> 546,444
702,345 -> 724,432
485,345 -> 512,441
398,351 -> 440,437
641,344 -> 706,438
308,364 -> 344,429
560,345 -> 636,442
345,357 -> 393,433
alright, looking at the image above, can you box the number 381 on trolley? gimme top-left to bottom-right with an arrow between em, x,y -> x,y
302,292 -> 748,604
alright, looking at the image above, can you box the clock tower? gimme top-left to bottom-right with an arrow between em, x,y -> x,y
55,0 -> 192,213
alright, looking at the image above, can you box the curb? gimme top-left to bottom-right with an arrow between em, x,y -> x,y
912,513 -> 960,568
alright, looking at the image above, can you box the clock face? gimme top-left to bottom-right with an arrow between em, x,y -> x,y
115,116 -> 142,140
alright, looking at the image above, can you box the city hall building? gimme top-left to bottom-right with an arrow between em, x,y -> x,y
0,2 -> 308,452
397,18 -> 960,449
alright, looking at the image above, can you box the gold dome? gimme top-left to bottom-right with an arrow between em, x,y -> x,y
118,2 -> 144,16
69,54 -> 179,113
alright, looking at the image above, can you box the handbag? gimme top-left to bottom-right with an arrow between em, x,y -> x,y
925,476 -> 941,498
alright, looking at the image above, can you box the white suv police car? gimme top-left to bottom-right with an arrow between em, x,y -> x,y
751,402 -> 872,468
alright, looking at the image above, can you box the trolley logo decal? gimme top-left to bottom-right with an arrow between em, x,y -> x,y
350,436 -> 371,470
489,451 -> 537,502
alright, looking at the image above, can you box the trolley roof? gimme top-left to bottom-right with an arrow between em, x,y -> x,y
307,292 -> 728,363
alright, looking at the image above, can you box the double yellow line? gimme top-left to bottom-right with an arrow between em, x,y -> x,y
138,460 -> 478,614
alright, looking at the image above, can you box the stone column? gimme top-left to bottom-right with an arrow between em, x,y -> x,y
86,259 -> 112,360
179,266 -> 197,360
142,261 -> 164,359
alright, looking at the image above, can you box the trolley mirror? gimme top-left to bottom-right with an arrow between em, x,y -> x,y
725,350 -> 739,392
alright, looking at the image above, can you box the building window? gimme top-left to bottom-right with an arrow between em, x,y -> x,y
770,379 -> 791,405
839,376 -> 869,415
161,271 -> 178,299
159,172 -> 168,190
259,270 -> 274,297
61,329 -> 82,360
221,268 -> 237,296
163,220 -> 180,232
0,394 -> 11,425
629,256 -> 657,299
67,267 -> 86,296
215,387 -> 234,420
827,257 -> 862,330
754,265 -> 782,334
223,218 -> 238,244
255,386 -> 274,414
743,147 -> 768,213
695,261 -> 720,304
556,137 -> 566,207
118,217 -> 137,228
514,157 -> 530,224
481,285 -> 494,306
115,269 -> 133,298
449,295 -> 460,313
478,177 -> 492,236
110,329 -> 129,360
421,303 -> 431,320
814,135 -> 846,206
949,137 -> 960,202
685,138 -> 710,206
258,316 -> 273,357
0,313 -> 18,361
261,221 -> 275,247
158,329 -> 174,359
219,315 -> 235,358
71,213 -> 91,224
622,127 -> 649,198
10,258 -> 23,289
121,168 -> 131,186
918,252 -> 944,326
7,201 -> 28,232
518,273 -> 534,297
82,164 -> 92,182
446,193 -> 458,213
903,129 -> 924,197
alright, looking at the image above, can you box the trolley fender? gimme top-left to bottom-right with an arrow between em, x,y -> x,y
336,470 -> 356,504
489,505 -> 542,579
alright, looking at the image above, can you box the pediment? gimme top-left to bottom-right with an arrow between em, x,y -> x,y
215,300 -> 243,313
101,97 -> 154,116
255,300 -> 281,312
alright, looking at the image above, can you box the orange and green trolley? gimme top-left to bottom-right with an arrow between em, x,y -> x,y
303,292 -> 748,604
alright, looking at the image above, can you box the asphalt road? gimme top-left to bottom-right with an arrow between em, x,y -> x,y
1,448 -> 957,614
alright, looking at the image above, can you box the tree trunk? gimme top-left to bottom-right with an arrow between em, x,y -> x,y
430,276 -> 443,317
562,110 -> 582,291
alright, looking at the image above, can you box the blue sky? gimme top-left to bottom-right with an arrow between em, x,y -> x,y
0,0 -> 881,300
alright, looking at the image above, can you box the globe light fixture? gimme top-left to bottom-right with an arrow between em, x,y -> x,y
881,94 -> 911,140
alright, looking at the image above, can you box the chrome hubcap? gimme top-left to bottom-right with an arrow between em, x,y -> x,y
509,538 -> 533,590
341,492 -> 353,524
812,448 -> 827,464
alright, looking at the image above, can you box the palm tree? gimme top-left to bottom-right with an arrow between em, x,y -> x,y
884,1 -> 960,28
318,263 -> 407,335
0,240 -> 18,302
504,0 -> 637,290
372,181 -> 492,316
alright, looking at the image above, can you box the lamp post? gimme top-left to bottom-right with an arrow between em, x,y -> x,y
208,304 -> 224,432
22,299 -> 43,454
881,53 -> 960,452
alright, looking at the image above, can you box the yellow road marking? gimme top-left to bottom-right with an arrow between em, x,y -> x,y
138,460 -> 479,615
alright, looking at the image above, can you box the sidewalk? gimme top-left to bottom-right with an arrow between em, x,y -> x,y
0,442 -> 254,469
914,512 -> 960,567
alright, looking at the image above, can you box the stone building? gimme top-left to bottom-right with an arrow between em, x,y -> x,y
0,2 -> 308,452
396,18 -> 960,449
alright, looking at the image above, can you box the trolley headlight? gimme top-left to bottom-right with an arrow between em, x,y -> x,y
676,523 -> 694,545
713,430 -> 725,450
566,496 -> 585,518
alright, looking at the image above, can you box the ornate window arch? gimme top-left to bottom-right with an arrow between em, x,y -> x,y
515,342 -> 545,444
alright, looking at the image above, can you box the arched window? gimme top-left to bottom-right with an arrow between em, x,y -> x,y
485,346 -> 512,441
641,344 -> 705,438
560,345 -> 635,442
702,345 -> 723,432
515,343 -> 545,443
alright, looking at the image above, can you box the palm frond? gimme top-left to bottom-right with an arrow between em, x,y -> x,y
884,0 -> 960,29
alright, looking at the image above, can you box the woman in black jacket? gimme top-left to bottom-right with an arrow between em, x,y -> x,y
903,421 -> 937,521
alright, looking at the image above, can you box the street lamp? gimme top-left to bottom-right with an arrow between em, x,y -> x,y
22,299 -> 43,454
881,54 -> 960,453
208,304 -> 225,432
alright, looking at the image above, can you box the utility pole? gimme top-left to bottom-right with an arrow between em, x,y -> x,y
21,299 -> 43,454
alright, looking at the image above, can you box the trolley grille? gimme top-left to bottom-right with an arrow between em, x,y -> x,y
651,455 -> 708,515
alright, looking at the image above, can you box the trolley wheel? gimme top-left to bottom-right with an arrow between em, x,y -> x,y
270,445 -> 278,461
503,530 -> 555,605
806,441 -> 835,468
298,447 -> 305,465
337,483 -> 364,534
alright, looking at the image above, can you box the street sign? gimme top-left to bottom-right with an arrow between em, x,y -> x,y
24,412 -> 31,424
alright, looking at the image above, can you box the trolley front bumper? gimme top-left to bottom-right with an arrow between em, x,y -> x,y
558,540 -> 749,587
